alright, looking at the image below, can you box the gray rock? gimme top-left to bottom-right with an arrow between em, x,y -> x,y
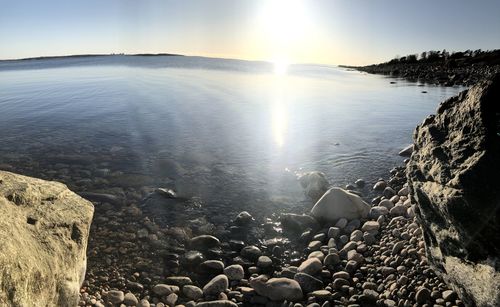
123,292 -> 139,306
165,276 -> 192,287
234,211 -> 254,226
0,171 -> 94,307
241,245 -> 262,261
355,179 -> 365,188
152,284 -> 179,296
361,221 -> 380,232
298,171 -> 329,202
195,301 -> 238,307
257,256 -> 273,269
373,181 -> 386,191
203,274 -> 229,296
294,272 -> 323,293
298,258 -> 322,276
199,260 -> 225,275
106,290 -> 124,304
415,287 -> 431,304
391,241 -> 405,255
407,76 -> 500,307
280,213 -> 320,233
327,227 -> 340,238
224,264 -> 245,280
378,199 -> 394,210
250,276 -> 303,301
335,218 -> 348,229
369,206 -> 389,219
183,285 -> 203,300
323,253 -> 340,268
190,235 -> 220,250
389,205 -> 406,216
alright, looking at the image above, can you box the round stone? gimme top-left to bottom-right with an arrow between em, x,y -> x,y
257,256 -> 273,269
416,287 -> 431,304
224,264 -> 245,280
183,285 -> 203,300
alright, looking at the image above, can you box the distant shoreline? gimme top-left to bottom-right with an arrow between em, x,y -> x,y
341,49 -> 500,86
0,53 -> 184,62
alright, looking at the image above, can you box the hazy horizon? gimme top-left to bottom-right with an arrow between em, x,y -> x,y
1,0 -> 500,66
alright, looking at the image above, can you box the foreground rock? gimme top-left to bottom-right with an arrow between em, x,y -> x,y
0,171 -> 94,307
407,75 -> 500,307
311,187 -> 370,222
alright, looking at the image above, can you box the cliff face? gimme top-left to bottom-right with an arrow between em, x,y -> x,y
0,171 -> 94,307
407,75 -> 500,306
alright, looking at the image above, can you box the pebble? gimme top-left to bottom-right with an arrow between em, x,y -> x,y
223,264 -> 245,280
106,290 -> 124,304
323,253 -> 340,268
123,292 -> 138,306
392,241 -> 405,255
335,218 -> 348,229
183,285 -> 203,300
327,227 -> 340,238
298,258 -> 323,275
190,235 -> 220,250
361,221 -> 380,232
257,256 -> 273,269
203,274 -> 229,296
294,272 -> 324,293
241,245 -> 262,261
416,287 -> 431,304
138,299 -> 151,307
373,181 -> 387,190
152,284 -> 179,296
355,179 -> 365,187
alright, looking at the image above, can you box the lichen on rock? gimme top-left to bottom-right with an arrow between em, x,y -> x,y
0,171 -> 94,307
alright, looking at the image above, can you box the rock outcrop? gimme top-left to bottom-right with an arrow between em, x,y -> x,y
407,75 -> 500,306
310,187 -> 370,222
0,171 -> 94,307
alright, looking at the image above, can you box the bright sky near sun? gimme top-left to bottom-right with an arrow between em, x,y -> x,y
0,0 -> 499,65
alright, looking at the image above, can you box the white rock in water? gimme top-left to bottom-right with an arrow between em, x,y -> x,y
311,187 -> 370,222
399,144 -> 414,156
298,171 -> 329,201
0,171 -> 94,307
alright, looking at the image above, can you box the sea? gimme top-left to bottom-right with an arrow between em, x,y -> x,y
0,55 -> 465,222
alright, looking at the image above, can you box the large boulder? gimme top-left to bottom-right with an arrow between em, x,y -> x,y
310,187 -> 370,222
298,171 -> 329,202
0,171 -> 94,307
407,75 -> 500,307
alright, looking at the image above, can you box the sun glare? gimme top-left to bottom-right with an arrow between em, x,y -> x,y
273,59 -> 288,75
257,0 -> 311,68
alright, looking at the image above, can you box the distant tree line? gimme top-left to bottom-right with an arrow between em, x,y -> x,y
386,49 -> 500,65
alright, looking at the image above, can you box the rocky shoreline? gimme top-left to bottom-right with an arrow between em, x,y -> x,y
1,74 -> 498,307
76,162 -> 462,307
342,50 -> 500,87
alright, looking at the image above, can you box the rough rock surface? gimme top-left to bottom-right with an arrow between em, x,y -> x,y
0,171 -> 94,307
311,187 -> 370,222
407,75 -> 500,307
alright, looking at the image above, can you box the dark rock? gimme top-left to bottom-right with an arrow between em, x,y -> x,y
294,272 -> 323,294
280,213 -> 320,233
408,75 -> 500,307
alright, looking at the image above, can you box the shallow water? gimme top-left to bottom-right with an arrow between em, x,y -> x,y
0,55 -> 464,221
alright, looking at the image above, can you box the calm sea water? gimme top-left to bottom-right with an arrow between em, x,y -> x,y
0,55 -> 464,221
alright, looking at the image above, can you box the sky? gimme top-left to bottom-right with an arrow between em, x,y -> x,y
0,0 -> 499,65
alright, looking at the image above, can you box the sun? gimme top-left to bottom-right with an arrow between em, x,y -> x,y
257,0 -> 311,70
273,58 -> 288,75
